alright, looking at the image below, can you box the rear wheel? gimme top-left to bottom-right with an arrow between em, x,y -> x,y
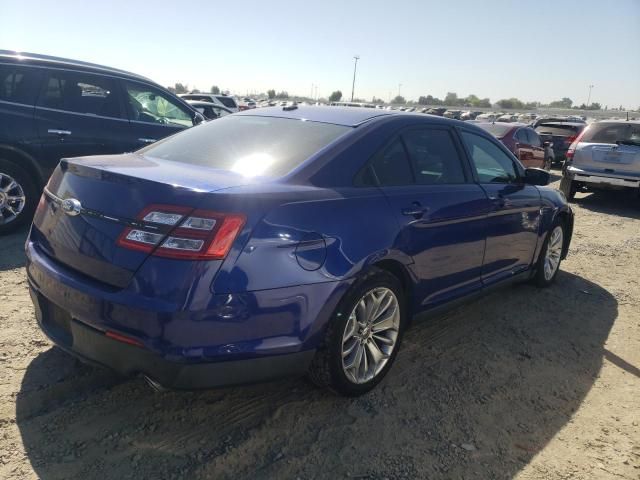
308,268 -> 406,396
544,156 -> 552,171
559,175 -> 576,201
0,160 -> 38,235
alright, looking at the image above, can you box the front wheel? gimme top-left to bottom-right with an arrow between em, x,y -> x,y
308,268 -> 406,396
533,221 -> 565,287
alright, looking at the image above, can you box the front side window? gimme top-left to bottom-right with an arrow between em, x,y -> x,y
216,96 -> 237,109
0,64 -> 41,105
461,131 -> 519,184
124,81 -> 193,127
38,70 -> 121,118
402,128 -> 466,184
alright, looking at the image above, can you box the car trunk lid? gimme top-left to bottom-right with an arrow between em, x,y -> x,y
31,153 -> 250,288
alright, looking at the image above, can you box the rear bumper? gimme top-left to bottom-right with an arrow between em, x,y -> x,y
30,286 -> 314,389
25,240 -> 348,389
565,166 -> 640,188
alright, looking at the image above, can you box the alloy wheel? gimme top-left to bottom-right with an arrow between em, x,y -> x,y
0,172 -> 26,225
341,287 -> 400,384
544,226 -> 563,281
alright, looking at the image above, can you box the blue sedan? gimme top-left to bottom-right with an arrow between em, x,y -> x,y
26,106 -> 573,396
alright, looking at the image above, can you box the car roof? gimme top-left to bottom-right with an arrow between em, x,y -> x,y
235,105 -> 405,127
0,50 -> 151,82
593,119 -> 640,124
535,121 -> 585,127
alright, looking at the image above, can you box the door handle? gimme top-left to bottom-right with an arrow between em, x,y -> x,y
401,202 -> 428,218
138,138 -> 157,144
47,129 -> 71,136
488,196 -> 506,208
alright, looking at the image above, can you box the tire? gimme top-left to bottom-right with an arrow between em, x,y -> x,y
532,220 -> 565,288
0,159 -> 38,235
559,175 -> 576,201
308,267 -> 407,396
544,156 -> 552,171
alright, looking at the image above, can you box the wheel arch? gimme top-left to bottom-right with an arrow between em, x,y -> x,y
0,144 -> 45,188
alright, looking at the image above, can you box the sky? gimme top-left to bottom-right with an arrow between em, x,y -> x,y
2,0 -> 639,108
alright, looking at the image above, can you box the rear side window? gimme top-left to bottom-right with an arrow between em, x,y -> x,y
216,96 -> 237,108
142,116 -> 350,178
38,70 -> 121,118
461,131 -> 518,183
363,138 -> 414,186
580,123 -> 640,144
0,64 -> 42,105
402,128 -> 466,184
515,129 -> 528,143
526,129 -> 542,147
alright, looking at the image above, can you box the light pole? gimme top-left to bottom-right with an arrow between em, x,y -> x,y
587,84 -> 594,108
351,55 -> 360,102
398,83 -> 402,98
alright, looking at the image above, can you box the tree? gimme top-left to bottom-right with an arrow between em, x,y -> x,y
418,96 -> 429,105
548,97 -> 573,108
275,91 -> 289,99
329,90 -> 342,102
267,89 -> 276,99
444,92 -> 459,106
210,85 -> 220,94
173,83 -> 188,94
497,97 -> 525,109
191,88 -> 201,94
392,95 -> 406,104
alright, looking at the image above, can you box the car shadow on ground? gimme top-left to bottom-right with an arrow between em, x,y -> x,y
573,189 -> 640,220
16,271 -> 617,479
0,226 -> 29,271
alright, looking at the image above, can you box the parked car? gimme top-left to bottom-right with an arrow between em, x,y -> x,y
0,50 -> 204,234
531,116 -> 585,129
535,121 -> 587,165
496,114 -> 519,123
443,110 -> 462,120
426,107 -> 447,116
179,93 -> 240,113
26,106 -> 573,396
185,101 -> 233,120
476,122 -> 552,169
475,112 -> 498,122
559,120 -> 640,200
461,111 -> 483,121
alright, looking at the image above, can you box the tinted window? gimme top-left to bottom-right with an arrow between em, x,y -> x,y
363,138 -> 414,186
124,82 -> 193,127
0,64 -> 41,105
142,116 -> 349,178
183,94 -> 213,102
38,71 -> 121,118
461,131 -> 518,183
515,129 -> 529,143
216,96 -> 237,108
402,128 -> 466,184
526,129 -> 542,147
535,124 -> 582,137
580,122 -> 640,144
476,123 -> 513,138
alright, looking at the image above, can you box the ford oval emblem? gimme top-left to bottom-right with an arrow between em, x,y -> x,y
61,198 -> 82,216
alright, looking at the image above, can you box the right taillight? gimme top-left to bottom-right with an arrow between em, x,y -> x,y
565,127 -> 588,160
116,205 -> 246,260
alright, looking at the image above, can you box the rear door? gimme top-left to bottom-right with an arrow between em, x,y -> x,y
34,69 -> 127,171
514,128 -> 534,167
364,127 -> 490,307
459,129 -> 541,285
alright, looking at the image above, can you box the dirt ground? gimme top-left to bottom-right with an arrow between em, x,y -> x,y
1,176 -> 639,480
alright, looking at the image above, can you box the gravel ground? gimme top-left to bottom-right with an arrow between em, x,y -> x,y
1,176 -> 639,479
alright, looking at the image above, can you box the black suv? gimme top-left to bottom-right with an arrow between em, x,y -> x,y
0,51 -> 204,233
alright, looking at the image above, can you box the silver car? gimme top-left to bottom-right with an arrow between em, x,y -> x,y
559,120 -> 640,200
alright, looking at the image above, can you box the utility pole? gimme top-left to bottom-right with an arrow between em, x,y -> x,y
587,84 -> 594,107
310,83 -> 314,99
398,83 -> 402,98
351,55 -> 360,102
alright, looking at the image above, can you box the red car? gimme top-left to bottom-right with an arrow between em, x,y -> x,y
476,122 -> 552,170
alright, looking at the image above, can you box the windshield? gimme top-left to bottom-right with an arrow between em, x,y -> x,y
141,116 -> 350,177
475,123 -> 513,138
580,122 -> 640,144
535,125 -> 582,137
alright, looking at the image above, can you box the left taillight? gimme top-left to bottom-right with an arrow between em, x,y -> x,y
116,204 -> 246,260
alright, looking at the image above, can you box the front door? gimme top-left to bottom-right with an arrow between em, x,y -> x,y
365,127 -> 490,310
459,129 -> 542,286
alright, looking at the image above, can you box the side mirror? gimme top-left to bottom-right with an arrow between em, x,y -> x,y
193,112 -> 205,125
524,167 -> 550,186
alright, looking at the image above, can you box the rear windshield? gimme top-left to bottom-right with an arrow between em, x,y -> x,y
141,116 -> 350,177
535,125 -> 582,136
216,96 -> 237,108
475,123 -> 513,138
580,122 -> 640,144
